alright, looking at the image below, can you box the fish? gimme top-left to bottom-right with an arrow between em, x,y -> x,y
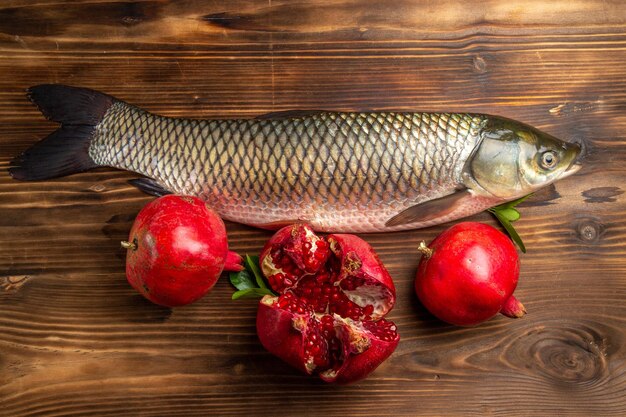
9,84 -> 582,233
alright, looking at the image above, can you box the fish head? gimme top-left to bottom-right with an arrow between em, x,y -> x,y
467,116 -> 582,199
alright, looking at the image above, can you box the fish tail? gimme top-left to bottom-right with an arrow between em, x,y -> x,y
9,84 -> 115,180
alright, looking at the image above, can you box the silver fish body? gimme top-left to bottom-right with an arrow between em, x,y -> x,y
10,85 -> 582,233
90,102 -> 490,232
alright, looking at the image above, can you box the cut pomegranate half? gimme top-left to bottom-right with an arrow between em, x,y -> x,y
256,223 -> 399,384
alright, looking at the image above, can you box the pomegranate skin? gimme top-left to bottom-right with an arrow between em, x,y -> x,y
319,320 -> 399,384
256,224 -> 399,384
415,222 -> 522,326
256,297 -> 317,375
327,233 -> 396,305
125,195 -> 242,307
256,296 -> 399,384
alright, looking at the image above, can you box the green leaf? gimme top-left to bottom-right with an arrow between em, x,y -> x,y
494,207 -> 520,222
498,193 -> 534,210
492,211 -> 526,253
229,270 -> 256,291
245,255 -> 266,289
488,193 -> 533,253
231,287 -> 274,300
229,254 -> 277,300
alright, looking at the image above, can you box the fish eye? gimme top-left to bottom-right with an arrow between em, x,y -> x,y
540,151 -> 558,170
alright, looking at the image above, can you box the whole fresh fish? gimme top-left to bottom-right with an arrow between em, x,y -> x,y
10,85 -> 581,233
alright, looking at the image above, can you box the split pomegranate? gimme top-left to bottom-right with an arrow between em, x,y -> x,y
256,224 -> 399,384
123,195 -> 243,307
415,222 -> 526,326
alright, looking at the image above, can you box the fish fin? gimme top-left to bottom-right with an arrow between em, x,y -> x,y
251,220 -> 306,230
129,178 -> 172,197
26,84 -> 115,125
385,189 -> 472,227
9,125 -> 98,180
9,84 -> 115,181
255,110 -> 325,120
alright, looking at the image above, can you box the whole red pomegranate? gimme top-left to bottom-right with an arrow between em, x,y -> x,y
256,223 -> 399,384
123,195 -> 243,307
415,222 -> 526,326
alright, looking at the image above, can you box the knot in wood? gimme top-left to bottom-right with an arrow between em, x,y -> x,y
89,184 -> 106,192
573,217 -> 605,244
580,224 -> 597,241
532,328 -> 608,385
1,275 -> 30,293
472,56 -> 487,73
506,324 -> 609,386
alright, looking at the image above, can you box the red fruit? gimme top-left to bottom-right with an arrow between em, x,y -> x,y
256,223 -> 399,384
123,195 -> 243,307
415,222 -> 525,326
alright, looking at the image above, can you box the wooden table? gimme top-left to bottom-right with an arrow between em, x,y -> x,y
1,1 -> 624,415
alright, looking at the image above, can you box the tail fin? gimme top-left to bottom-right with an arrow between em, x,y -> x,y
9,84 -> 115,181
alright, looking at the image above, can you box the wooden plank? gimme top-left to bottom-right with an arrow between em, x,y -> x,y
0,1 -> 625,416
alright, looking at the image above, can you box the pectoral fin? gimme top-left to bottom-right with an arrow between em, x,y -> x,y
385,189 -> 472,227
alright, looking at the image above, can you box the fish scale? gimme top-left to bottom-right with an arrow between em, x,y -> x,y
87,102 -> 485,232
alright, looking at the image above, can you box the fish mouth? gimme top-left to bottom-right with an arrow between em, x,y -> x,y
561,140 -> 584,177
565,161 -> 582,175
561,150 -> 583,178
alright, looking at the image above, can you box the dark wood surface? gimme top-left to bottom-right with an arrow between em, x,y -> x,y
1,1 -> 625,416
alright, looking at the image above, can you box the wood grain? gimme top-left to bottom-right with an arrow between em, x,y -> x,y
1,1 -> 625,416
